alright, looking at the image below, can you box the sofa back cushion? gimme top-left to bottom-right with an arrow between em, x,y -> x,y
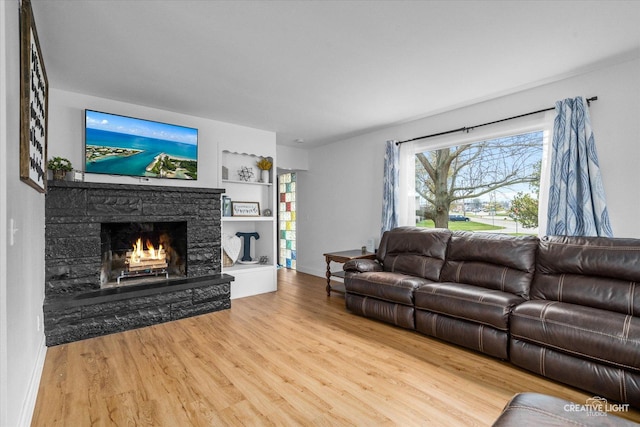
377,227 -> 452,281
531,235 -> 640,315
440,232 -> 538,298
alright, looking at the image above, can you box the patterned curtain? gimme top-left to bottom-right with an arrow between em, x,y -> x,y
546,97 -> 613,237
381,140 -> 399,235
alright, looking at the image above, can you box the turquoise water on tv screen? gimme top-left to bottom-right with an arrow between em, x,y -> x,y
85,127 -> 198,178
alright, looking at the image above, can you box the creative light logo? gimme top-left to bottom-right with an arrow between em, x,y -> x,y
564,396 -> 630,417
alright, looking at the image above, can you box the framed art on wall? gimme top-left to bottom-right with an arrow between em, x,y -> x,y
19,0 -> 48,193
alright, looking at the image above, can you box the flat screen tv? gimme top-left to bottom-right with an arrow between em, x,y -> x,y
85,110 -> 198,180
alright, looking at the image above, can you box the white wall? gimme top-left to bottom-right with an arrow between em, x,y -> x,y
296,57 -> 640,278
49,89 -> 275,189
1,4 -> 9,425
1,1 -> 47,426
277,145 -> 309,171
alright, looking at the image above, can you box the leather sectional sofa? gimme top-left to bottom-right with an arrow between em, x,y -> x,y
343,226 -> 640,407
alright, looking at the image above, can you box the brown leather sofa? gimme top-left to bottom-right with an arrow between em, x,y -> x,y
343,227 -> 640,407
510,235 -> 640,407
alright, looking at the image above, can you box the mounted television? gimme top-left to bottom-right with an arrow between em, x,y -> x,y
85,110 -> 198,180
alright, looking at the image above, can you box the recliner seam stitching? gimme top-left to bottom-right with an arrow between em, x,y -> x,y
500,267 -> 507,292
394,303 -> 399,326
419,307 -> 509,331
511,333 -> 640,371
417,292 -> 518,309
558,274 -> 565,302
455,261 -> 463,283
512,312 -> 640,343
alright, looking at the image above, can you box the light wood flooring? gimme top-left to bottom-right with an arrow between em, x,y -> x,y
32,269 -> 640,426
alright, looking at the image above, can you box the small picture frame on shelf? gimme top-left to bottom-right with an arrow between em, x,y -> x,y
222,196 -> 232,216
232,201 -> 260,217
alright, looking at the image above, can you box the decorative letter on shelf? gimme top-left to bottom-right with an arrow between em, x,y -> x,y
235,232 -> 260,262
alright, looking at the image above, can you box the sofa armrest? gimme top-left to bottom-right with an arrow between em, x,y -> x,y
343,259 -> 383,273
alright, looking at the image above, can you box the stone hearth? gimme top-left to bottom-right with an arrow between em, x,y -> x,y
44,181 -> 233,346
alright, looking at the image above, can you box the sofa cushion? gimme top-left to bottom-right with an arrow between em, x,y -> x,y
440,232 -> 538,299
377,227 -> 452,281
532,236 -> 640,316
511,300 -> 640,373
345,271 -> 434,305
415,282 -> 525,330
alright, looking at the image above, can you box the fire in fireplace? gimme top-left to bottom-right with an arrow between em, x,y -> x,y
124,236 -> 168,283
100,222 -> 187,288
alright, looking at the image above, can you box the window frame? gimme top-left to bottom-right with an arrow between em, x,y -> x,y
399,110 -> 554,236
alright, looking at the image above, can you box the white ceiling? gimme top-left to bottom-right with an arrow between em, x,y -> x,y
31,0 -> 640,147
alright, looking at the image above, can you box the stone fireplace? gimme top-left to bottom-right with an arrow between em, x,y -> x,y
43,181 -> 233,346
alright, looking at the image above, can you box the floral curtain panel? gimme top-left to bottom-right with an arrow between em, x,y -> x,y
546,96 -> 613,237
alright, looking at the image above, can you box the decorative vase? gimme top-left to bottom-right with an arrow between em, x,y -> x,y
260,169 -> 269,183
53,170 -> 66,181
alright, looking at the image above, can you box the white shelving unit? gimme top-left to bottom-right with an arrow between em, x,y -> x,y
219,149 -> 277,299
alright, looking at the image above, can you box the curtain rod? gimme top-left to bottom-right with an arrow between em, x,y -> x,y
396,96 -> 598,145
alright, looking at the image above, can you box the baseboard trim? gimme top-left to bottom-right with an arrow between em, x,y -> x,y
294,266 -> 325,279
18,334 -> 46,427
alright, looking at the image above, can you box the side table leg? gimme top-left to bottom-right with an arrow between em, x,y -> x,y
325,256 -> 332,296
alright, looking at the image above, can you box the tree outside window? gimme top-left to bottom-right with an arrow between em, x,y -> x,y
415,131 -> 543,232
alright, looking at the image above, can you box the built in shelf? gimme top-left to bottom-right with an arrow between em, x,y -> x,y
225,263 -> 275,273
220,148 -> 277,299
222,179 -> 272,186
222,216 -> 275,222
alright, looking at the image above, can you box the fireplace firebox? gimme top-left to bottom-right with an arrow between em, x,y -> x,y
100,222 -> 188,287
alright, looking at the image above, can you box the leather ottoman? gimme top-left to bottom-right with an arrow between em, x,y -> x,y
492,393 -> 637,426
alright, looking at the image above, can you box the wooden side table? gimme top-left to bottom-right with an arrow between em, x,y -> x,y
323,250 -> 376,296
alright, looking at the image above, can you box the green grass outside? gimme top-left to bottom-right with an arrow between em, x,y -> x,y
416,220 -> 505,231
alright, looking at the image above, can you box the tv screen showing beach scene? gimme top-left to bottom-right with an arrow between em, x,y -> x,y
85,110 -> 198,180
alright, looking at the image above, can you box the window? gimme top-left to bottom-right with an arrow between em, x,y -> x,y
415,130 -> 543,234
401,111 -> 554,235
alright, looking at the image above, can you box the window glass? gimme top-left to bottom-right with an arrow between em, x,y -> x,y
414,131 -> 543,235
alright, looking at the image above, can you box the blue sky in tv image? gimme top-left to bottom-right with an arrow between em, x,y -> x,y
86,110 -> 198,145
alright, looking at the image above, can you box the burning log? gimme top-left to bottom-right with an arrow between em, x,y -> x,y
126,237 -> 168,272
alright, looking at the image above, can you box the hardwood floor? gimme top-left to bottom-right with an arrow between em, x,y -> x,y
32,269 -> 640,426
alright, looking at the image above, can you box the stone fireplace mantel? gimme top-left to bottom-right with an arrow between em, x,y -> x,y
44,180 -> 233,346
